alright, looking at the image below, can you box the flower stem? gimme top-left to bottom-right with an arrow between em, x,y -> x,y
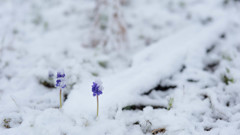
97,95 -> 99,117
60,89 -> 62,108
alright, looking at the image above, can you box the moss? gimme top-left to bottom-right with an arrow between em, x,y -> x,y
226,68 -> 230,73
3,118 -> 11,129
179,1 -> 186,8
91,72 -> 99,77
139,35 -> 145,39
222,54 -> 232,61
32,15 -> 42,25
167,98 -> 174,110
122,106 -> 132,110
100,24 -> 107,30
44,22 -> 49,30
98,61 -> 108,68
222,75 -> 234,85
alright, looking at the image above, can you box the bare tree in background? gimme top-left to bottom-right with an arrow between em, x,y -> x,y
86,0 -> 128,51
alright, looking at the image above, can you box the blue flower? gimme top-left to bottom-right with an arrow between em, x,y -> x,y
57,72 -> 65,78
92,79 -> 103,96
56,71 -> 66,89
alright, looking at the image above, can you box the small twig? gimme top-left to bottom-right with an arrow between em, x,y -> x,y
11,96 -> 20,109
10,96 -> 26,113
207,95 -> 229,121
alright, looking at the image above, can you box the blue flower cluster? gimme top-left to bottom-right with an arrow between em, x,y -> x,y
56,71 -> 66,89
92,80 -> 103,96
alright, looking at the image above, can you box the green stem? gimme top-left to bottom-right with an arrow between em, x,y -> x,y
60,89 -> 62,108
97,95 -> 99,117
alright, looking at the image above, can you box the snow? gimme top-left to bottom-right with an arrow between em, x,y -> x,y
1,0 -> 240,135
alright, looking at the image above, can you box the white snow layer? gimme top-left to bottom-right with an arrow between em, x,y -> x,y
1,0 -> 240,135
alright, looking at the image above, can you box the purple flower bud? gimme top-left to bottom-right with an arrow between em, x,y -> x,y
92,79 -> 103,96
48,71 -> 54,78
57,72 -> 65,78
56,71 -> 66,89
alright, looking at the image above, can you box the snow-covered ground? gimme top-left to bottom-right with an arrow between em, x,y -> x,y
1,0 -> 240,134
